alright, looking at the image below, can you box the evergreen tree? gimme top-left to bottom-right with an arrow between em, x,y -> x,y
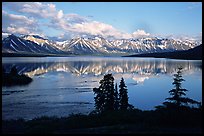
113,83 -> 119,110
156,67 -> 200,109
119,78 -> 129,110
93,74 -> 115,113
93,87 -> 105,113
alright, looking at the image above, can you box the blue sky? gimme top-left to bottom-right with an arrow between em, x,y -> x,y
2,2 -> 202,40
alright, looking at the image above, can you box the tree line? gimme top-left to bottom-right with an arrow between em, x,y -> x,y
93,74 -> 133,113
93,67 -> 201,113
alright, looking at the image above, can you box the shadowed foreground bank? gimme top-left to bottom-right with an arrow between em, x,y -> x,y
2,107 -> 202,134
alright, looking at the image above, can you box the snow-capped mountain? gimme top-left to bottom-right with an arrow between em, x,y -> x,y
109,37 -> 199,53
2,32 -> 10,40
56,36 -> 200,55
2,34 -> 65,54
2,33 -> 201,55
58,37 -> 125,54
22,35 -> 64,52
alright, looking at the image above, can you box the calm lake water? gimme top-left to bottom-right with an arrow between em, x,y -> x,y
2,56 -> 202,120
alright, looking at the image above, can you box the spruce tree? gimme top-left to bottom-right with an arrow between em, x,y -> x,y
93,74 -> 115,113
156,67 -> 200,109
93,87 -> 105,113
119,77 -> 129,110
113,83 -> 119,110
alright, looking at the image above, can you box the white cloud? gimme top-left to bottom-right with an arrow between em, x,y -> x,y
2,10 -> 40,35
67,21 -> 133,39
3,2 -> 58,19
65,13 -> 89,24
21,2 -> 43,15
57,10 -> 64,19
7,27 -> 29,34
132,29 -> 150,38
2,10 -> 36,25
71,21 -> 113,36
3,2 -> 152,40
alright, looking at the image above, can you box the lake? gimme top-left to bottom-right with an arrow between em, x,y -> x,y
2,56 -> 202,120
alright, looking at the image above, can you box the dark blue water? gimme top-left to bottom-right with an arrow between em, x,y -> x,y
2,57 -> 202,120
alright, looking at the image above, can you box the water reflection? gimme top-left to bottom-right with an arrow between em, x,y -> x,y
3,57 -> 202,81
2,57 -> 202,119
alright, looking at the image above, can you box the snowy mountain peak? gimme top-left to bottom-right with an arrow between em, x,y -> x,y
2,33 -> 201,55
22,35 -> 49,45
2,34 -> 65,54
2,32 -> 11,40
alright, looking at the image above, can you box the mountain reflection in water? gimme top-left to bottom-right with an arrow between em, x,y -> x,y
2,57 -> 202,120
2,57 -> 202,81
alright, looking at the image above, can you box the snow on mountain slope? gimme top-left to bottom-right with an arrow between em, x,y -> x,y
2,34 -> 65,54
110,37 -> 199,54
2,32 -> 10,40
59,37 -> 124,54
23,35 -> 49,45
2,33 -> 201,55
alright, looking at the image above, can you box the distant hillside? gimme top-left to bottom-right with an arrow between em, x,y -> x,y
124,44 -> 202,60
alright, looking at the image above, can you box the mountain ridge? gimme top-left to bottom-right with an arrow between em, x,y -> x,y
124,44 -> 202,60
2,33 -> 201,56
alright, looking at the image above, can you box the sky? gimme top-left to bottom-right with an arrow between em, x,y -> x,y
2,2 -> 202,41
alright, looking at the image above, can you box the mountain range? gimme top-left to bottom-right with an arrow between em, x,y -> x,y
2,32 -> 201,56
125,44 -> 202,60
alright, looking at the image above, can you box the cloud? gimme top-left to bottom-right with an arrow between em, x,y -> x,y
2,10 -> 36,25
57,10 -> 64,19
3,2 -> 54,18
71,21 -> 116,36
2,2 -> 65,36
54,14 -> 135,39
65,13 -> 89,24
2,2 -> 152,40
66,21 -> 134,39
2,10 -> 40,35
3,2 -> 43,18
7,27 -> 29,34
45,12 -> 130,39
47,13 -> 89,32
132,29 -> 150,38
